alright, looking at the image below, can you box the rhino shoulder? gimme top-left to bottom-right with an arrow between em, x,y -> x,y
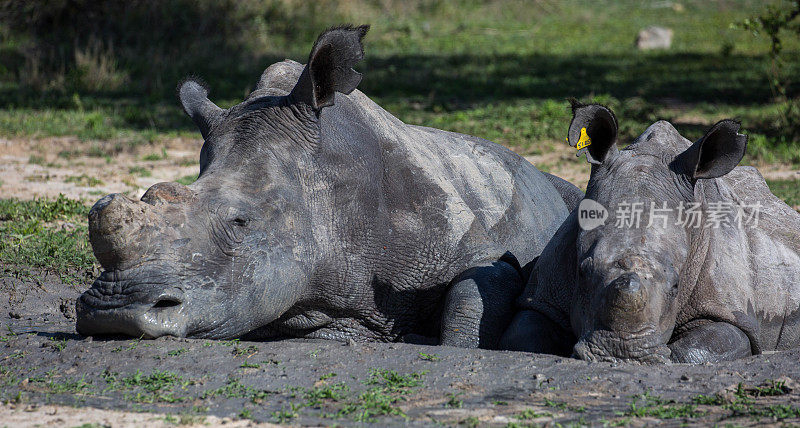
722,166 -> 770,203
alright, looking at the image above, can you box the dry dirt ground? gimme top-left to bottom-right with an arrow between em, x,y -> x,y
0,137 -> 201,202
3,137 -> 800,427
1,136 -> 798,201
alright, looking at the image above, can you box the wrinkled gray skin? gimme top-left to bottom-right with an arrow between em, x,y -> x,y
500,102 -> 800,363
75,25 -> 575,348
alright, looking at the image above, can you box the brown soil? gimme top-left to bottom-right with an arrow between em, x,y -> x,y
0,137 -> 201,201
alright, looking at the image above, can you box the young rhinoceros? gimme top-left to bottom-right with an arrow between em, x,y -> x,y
75,26 -> 578,348
500,102 -> 800,363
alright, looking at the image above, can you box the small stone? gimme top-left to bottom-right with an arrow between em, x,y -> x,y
680,374 -> 691,381
9,311 -> 21,319
636,26 -> 673,50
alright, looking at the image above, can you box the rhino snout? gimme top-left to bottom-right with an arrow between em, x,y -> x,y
76,286 -> 188,338
599,272 -> 648,326
88,193 -> 164,270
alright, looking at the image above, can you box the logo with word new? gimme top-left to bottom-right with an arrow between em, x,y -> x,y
578,199 -> 608,231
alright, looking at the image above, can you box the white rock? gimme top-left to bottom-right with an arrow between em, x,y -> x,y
636,26 -> 673,50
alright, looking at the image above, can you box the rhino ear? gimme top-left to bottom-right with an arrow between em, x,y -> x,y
567,100 -> 619,165
681,119 -> 747,180
290,24 -> 369,110
178,79 -> 223,139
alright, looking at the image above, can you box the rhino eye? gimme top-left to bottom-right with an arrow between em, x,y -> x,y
232,217 -> 249,227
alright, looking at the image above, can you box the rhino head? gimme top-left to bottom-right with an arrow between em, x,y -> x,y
76,25 -> 370,339
566,102 -> 747,363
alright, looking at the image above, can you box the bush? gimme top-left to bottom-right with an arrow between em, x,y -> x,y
0,0 -> 350,96
738,0 -> 800,139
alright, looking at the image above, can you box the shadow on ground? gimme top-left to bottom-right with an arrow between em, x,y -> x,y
0,51 -> 785,134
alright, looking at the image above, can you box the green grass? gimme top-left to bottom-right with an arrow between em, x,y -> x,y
64,174 -> 103,187
624,392 -> 705,419
751,379 -> 791,397
142,147 -> 169,161
201,378 -> 273,403
689,381 -> 800,422
128,166 -> 151,177
265,369 -> 427,423
0,195 -> 95,283
0,0 -> 796,165
418,352 -> 440,361
516,408 -> 552,420
768,179 -> 800,207
100,369 -> 197,404
176,174 -> 198,185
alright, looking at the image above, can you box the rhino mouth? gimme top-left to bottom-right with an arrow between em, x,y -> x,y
76,265 -> 190,338
572,329 -> 671,364
79,266 -> 179,308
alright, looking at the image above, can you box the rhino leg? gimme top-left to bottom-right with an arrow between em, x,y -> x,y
668,322 -> 752,364
439,259 -> 525,349
497,310 -> 575,355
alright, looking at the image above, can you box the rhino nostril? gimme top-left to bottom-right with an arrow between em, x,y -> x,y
611,272 -> 641,295
152,297 -> 182,309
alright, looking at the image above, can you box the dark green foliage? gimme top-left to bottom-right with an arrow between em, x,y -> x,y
738,0 -> 800,139
0,0 -> 329,96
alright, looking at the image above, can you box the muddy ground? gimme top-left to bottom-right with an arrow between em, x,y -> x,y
4,269 -> 800,427
2,137 -> 800,427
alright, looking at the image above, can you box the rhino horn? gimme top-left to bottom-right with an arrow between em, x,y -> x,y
290,24 -> 370,110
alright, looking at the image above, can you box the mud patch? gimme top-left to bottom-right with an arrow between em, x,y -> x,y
2,270 -> 800,426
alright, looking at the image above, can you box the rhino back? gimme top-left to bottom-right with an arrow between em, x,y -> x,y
329,88 -> 565,266
719,167 -> 800,350
288,88 -> 566,337
686,167 -> 800,352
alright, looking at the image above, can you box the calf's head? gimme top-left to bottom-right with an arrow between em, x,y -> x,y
76,25 -> 370,339
567,103 -> 747,363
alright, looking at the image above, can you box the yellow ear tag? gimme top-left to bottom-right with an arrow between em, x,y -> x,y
576,127 -> 592,150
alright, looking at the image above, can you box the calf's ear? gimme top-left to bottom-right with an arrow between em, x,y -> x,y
567,101 -> 619,164
290,25 -> 370,110
178,79 -> 223,139
679,119 -> 747,180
